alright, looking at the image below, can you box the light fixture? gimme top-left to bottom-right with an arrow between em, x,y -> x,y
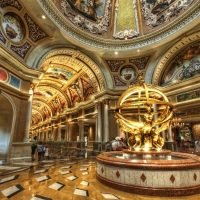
137,49 -> 140,52
172,117 -> 184,128
115,52 -> 118,55
42,15 -> 46,19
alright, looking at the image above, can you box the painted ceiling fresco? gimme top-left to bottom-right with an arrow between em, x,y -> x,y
45,67 -> 74,81
68,0 -> 105,20
31,51 -> 101,125
2,13 -> 25,42
54,0 -> 196,39
161,43 -> 200,86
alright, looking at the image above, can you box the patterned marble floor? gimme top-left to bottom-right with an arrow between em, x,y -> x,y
0,158 -> 200,200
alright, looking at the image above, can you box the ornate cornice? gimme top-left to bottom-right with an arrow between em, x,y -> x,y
37,0 -> 200,50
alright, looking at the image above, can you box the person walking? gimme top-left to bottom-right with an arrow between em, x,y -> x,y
44,146 -> 49,160
31,136 -> 37,161
37,142 -> 43,161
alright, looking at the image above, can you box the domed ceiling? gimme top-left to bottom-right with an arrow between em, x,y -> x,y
38,0 -> 199,49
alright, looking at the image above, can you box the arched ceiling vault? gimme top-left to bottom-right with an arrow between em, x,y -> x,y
31,48 -> 106,125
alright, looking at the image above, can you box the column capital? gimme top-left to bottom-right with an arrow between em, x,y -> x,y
103,99 -> 109,105
96,101 -> 102,107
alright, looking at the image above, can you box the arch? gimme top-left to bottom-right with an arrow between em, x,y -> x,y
152,32 -> 200,85
0,91 -> 16,161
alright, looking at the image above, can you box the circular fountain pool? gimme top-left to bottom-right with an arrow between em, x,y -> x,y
96,151 -> 200,196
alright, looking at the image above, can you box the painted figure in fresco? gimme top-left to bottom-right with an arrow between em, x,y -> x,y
72,0 -> 104,19
5,24 -> 18,39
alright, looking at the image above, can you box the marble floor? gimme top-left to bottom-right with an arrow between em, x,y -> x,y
0,157 -> 200,200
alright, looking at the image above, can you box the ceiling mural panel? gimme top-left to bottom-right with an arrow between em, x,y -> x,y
67,87 -> 80,106
59,0 -> 111,35
45,67 -> 74,82
153,32 -> 200,85
34,89 -> 54,99
67,0 -> 106,20
2,13 -> 25,42
161,43 -> 200,86
140,0 -> 195,34
120,65 -> 136,82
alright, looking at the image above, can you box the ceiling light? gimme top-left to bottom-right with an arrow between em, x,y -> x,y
115,52 -> 118,55
42,15 -> 46,19
137,49 -> 140,52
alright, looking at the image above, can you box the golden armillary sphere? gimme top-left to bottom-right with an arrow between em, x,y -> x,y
115,74 -> 173,150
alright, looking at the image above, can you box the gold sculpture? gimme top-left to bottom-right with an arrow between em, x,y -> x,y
115,74 -> 173,150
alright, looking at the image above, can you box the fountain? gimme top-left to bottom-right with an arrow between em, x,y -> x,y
96,74 -> 200,196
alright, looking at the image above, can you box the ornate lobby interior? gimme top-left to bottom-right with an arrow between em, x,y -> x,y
0,0 -> 200,199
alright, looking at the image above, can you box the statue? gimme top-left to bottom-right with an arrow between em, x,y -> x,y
115,74 -> 173,150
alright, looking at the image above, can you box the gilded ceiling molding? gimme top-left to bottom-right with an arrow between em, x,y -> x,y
153,32 -> 200,85
0,0 -> 22,10
42,49 -> 105,90
37,0 -> 200,50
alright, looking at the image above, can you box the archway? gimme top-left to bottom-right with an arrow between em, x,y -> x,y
0,94 -> 14,162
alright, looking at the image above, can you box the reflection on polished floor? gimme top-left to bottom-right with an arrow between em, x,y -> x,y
0,157 -> 200,200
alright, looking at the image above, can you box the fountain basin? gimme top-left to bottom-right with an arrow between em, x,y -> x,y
96,151 -> 200,196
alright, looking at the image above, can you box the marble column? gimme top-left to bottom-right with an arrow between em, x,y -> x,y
23,93 -> 33,142
167,125 -> 174,142
79,119 -> 84,142
57,119 -> 61,141
65,120 -> 69,141
95,115 -> 98,142
51,121 -> 55,141
161,130 -> 166,142
103,99 -> 109,142
97,102 -> 102,142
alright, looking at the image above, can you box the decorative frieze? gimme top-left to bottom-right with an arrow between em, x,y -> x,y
113,76 -> 126,86
0,0 -> 22,10
10,42 -> 32,59
176,90 -> 200,102
0,30 -> 6,43
129,56 -> 150,70
105,60 -> 125,72
24,13 -> 48,42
